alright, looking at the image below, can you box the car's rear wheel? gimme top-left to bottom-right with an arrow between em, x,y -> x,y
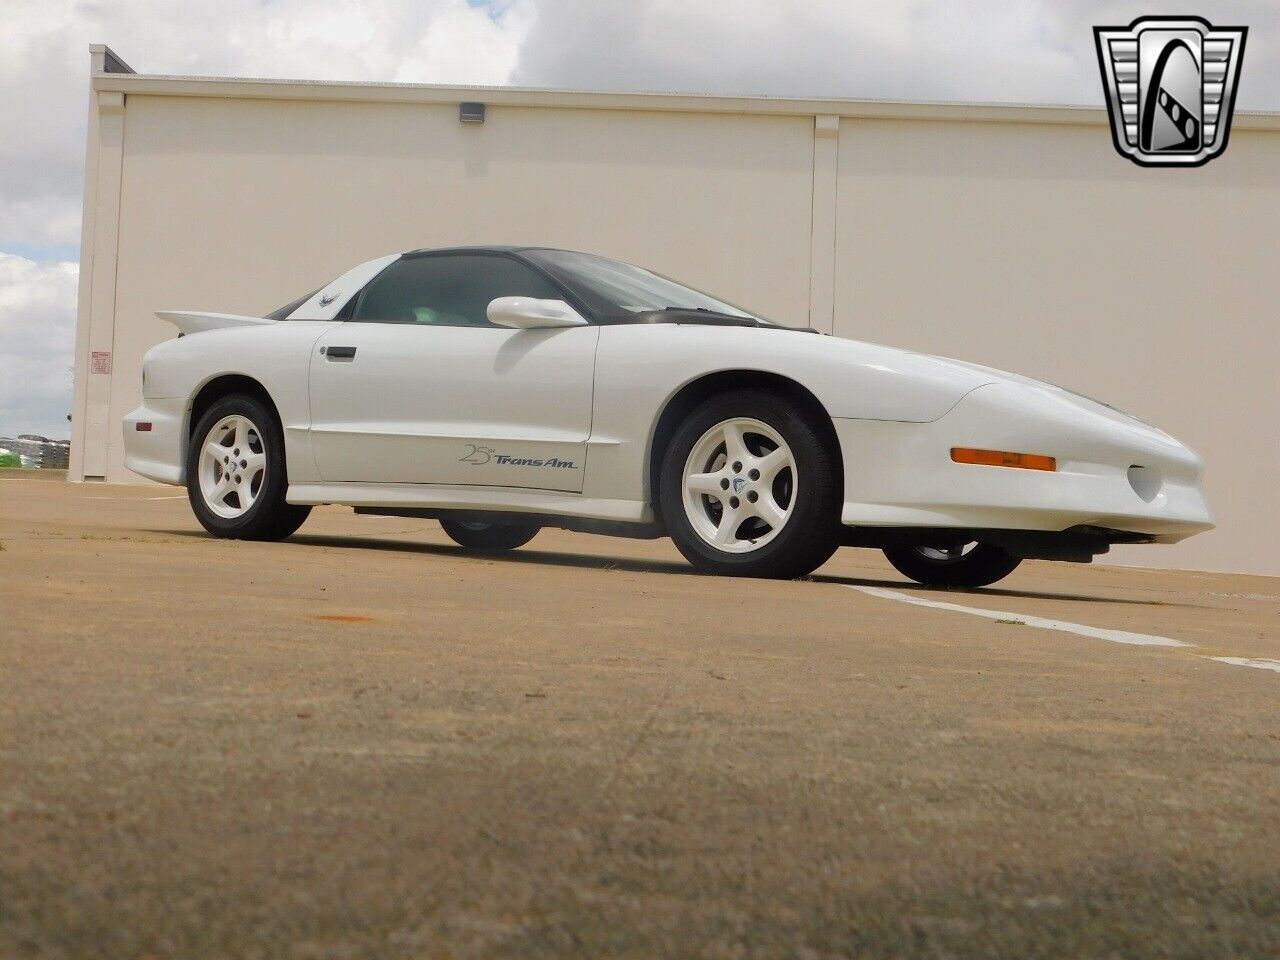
440,518 -> 541,551
882,542 -> 1021,588
186,394 -> 311,541
659,390 -> 841,578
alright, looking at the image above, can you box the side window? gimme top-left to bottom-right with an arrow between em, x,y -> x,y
351,254 -> 563,326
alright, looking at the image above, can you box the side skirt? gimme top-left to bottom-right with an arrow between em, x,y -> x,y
286,482 -> 653,526
355,506 -> 664,540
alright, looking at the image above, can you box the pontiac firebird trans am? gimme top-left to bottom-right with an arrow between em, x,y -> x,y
124,247 -> 1213,586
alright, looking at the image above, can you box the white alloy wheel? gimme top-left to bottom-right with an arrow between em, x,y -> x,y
198,414 -> 267,519
681,417 -> 798,554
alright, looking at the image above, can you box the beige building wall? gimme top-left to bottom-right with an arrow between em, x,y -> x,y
833,117 -> 1280,574
73,50 -> 1280,574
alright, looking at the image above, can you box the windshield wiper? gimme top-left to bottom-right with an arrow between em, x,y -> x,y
653,306 -> 765,322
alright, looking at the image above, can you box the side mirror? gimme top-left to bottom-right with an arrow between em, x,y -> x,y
487,297 -> 588,329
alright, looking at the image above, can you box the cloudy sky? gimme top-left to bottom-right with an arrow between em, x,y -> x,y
2,0 -> 1277,438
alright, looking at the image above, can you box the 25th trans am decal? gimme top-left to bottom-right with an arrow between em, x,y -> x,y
459,443 -> 577,470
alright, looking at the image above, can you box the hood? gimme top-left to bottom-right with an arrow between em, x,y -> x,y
806,331 -> 1159,429
940,356 -> 1133,410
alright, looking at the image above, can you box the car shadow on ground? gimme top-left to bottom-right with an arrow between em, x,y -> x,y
298,532 -> 700,577
154,527 -> 1184,607
156,528 -> 693,577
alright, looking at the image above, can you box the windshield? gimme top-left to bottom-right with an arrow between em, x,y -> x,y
523,249 -> 773,324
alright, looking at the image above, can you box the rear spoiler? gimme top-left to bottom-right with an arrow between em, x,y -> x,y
155,311 -> 275,336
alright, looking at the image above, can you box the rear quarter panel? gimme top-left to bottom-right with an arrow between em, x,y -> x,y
144,320 -> 339,484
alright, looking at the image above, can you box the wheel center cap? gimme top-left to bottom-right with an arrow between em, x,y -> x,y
732,476 -> 747,493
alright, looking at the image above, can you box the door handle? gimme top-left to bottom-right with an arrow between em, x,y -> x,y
323,345 -> 357,361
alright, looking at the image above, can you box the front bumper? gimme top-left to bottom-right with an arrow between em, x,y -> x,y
122,398 -> 187,485
834,382 -> 1213,544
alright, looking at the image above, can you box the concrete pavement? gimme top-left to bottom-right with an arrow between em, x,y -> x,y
2,479 -> 1277,959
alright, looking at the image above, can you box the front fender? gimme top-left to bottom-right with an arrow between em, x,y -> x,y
584,324 -> 994,503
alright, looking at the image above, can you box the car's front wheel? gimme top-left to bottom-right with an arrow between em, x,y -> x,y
186,394 -> 310,541
659,390 -> 841,578
882,542 -> 1021,588
440,518 -> 541,552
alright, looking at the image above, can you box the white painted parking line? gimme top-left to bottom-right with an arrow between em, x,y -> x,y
1210,657 -> 1280,673
852,586 -> 1280,676
849,585 -> 1191,648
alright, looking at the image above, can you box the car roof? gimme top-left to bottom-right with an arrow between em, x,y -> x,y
402,245 -> 590,258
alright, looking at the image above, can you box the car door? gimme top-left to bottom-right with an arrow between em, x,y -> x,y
308,252 -> 598,492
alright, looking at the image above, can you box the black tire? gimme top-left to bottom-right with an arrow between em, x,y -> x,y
659,389 -> 841,578
882,543 -> 1021,589
440,518 -> 540,551
186,393 -> 311,541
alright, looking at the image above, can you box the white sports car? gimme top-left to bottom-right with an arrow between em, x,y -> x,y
125,247 -> 1212,586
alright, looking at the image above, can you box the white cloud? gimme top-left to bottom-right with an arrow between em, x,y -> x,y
2,196 -> 84,253
0,255 -> 78,438
394,3 -> 534,85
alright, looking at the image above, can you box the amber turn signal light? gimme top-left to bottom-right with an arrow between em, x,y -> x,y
951,447 -> 1056,472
